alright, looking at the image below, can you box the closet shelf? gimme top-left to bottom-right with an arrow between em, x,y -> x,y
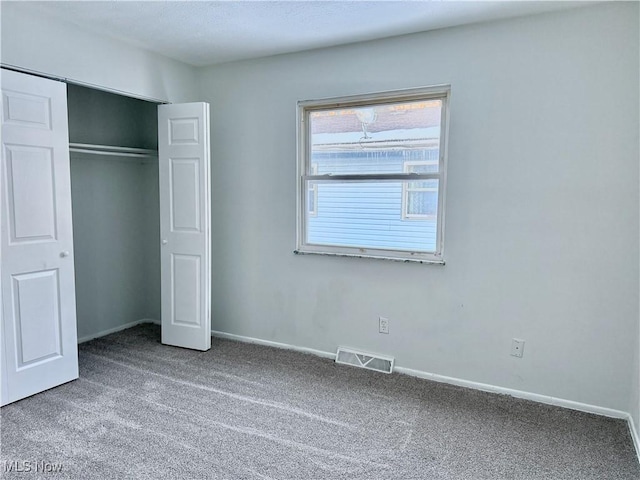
69,143 -> 158,158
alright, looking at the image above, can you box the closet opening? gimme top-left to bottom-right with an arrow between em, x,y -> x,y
67,84 -> 162,342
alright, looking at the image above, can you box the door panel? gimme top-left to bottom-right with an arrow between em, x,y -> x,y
172,254 -> 201,327
5,145 -> 57,242
1,69 -> 78,406
170,158 -> 200,232
2,89 -> 52,128
169,117 -> 199,144
158,103 -> 211,351
12,270 -> 62,366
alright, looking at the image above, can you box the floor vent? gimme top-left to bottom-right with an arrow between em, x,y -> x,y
335,347 -> 394,374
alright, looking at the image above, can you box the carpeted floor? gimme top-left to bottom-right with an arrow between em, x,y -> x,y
1,324 -> 638,479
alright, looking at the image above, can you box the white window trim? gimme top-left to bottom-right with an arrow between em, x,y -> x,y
296,85 -> 450,264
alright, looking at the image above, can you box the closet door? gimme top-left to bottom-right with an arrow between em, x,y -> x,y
1,69 -> 79,406
158,103 -> 211,351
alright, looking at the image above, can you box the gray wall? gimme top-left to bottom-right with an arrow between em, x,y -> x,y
198,3 -> 639,412
70,157 -> 160,340
67,84 -> 158,150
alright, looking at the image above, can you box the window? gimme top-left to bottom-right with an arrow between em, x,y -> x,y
297,85 -> 450,263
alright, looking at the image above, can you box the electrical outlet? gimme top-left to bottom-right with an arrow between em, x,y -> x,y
379,317 -> 389,334
511,338 -> 525,358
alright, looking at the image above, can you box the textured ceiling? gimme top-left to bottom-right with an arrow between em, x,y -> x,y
29,1 -> 589,67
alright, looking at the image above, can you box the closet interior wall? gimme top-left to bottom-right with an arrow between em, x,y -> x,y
67,85 -> 161,341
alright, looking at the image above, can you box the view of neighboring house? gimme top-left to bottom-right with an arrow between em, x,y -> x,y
307,100 -> 442,252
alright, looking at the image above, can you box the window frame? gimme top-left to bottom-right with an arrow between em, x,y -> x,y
296,85 -> 450,264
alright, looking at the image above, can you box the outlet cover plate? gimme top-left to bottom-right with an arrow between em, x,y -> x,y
379,317 -> 389,334
511,338 -> 525,358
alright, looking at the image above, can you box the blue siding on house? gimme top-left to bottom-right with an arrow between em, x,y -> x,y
307,150 -> 439,252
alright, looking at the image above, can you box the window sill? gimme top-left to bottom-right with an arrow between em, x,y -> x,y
293,249 -> 445,265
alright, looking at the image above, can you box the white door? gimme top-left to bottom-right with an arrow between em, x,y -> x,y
158,103 -> 211,351
1,69 -> 78,406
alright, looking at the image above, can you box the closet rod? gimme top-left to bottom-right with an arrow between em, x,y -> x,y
69,143 -> 158,158
69,148 -> 157,159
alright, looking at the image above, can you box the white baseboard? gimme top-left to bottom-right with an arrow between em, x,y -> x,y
394,366 -> 628,420
628,413 -> 640,463
210,329 -> 336,360
77,319 -> 153,344
397,367 -> 638,466
208,328 -> 629,420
